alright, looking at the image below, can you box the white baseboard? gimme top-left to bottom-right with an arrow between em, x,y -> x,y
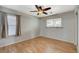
0,35 -> 37,47
39,35 -> 75,44
0,35 -> 75,47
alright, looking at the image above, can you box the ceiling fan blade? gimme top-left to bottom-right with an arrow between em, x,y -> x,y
39,6 -> 42,10
43,12 -> 47,15
35,5 -> 39,9
43,7 -> 51,11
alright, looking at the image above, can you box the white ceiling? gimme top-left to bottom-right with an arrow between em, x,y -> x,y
2,5 -> 77,17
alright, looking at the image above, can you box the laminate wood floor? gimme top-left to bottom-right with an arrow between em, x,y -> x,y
0,36 -> 76,53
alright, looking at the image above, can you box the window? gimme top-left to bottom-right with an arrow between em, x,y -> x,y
0,13 -> 20,38
46,18 -> 62,27
7,15 -> 16,36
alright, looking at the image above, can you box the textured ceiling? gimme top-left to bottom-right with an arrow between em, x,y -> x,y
2,5 -> 77,17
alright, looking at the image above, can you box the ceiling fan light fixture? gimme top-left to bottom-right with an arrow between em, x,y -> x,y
38,11 -> 43,14
30,5 -> 51,15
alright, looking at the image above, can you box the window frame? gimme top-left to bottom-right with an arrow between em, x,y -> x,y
46,18 -> 63,28
7,14 -> 17,37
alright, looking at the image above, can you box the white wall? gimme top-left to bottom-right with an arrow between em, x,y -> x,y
39,11 -> 77,44
77,7 -> 79,53
21,15 -> 40,39
0,13 -> 1,38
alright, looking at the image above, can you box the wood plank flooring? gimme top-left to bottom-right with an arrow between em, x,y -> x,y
0,36 -> 76,53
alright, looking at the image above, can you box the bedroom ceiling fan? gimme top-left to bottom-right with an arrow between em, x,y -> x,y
30,5 -> 51,15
